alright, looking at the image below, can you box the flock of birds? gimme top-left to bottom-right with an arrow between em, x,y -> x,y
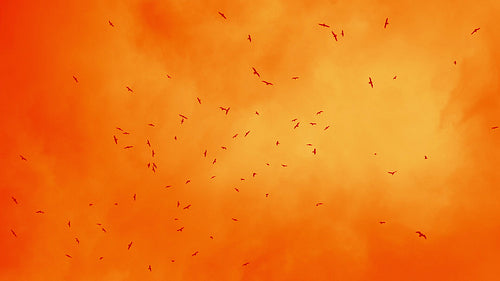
10,10 -> 495,274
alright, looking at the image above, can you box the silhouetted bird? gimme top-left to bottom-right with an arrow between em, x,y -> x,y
416,231 -> 427,239
471,28 -> 480,35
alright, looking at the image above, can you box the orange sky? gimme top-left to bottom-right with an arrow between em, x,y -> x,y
1,0 -> 500,280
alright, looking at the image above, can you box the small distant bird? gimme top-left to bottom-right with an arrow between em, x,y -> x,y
331,31 -> 338,41
318,23 -> 330,28
379,221 -> 386,224
197,97 -> 202,104
234,188 -> 239,192
166,74 -> 172,79
368,77 -> 374,88
255,111 -> 260,115
192,251 -> 199,256
384,18 -> 389,28
341,30 -> 344,37
101,227 -> 107,232
242,262 -> 250,266
20,155 -> 27,161
128,241 -> 133,250
312,148 -> 317,155
11,197 -> 18,204
294,122 -> 300,129
416,231 -> 427,239
266,163 -> 270,166
165,185 -> 172,188
240,178 -> 245,181
324,126 -> 330,130
177,227 -> 184,232
35,210 -> 44,214
219,107 -> 230,115
232,218 -> 238,221
146,139 -> 151,147
252,172 -> 257,177
174,136 -> 177,140
209,235 -> 214,239
133,194 -> 136,201
388,171 -> 397,175
66,254 -> 72,258
248,34 -> 251,42
89,203 -> 94,206
152,150 -> 155,157
124,146 -> 133,149
454,60 -> 457,65
306,143 -> 312,146
316,110 -> 323,115
262,80 -> 273,85
393,76 -> 397,79
276,140 -> 280,146
113,135 -> 118,144
292,76 -> 299,80
72,76 -> 78,83
218,12 -> 226,19
147,123 -> 155,127
424,155 -> 428,159
11,229 -> 17,237
183,204 -> 191,209
252,67 -> 260,77
310,122 -> 317,125
68,220 -> 71,227
185,180 -> 191,184
492,126 -> 498,129
244,131 -> 250,137
179,114 -> 188,119
291,118 -> 298,122
471,28 -> 480,35
213,158 -> 217,164
99,257 -> 104,260
203,149 -> 207,157
108,21 -> 114,27
281,164 -> 287,167
122,131 -> 130,135
210,175 -> 216,179
148,265 -> 152,271
232,133 -> 238,138
315,202 -> 323,206
126,86 -> 133,92
265,193 -> 269,197
116,127 -> 123,131
75,238 -> 80,244
221,146 -> 227,150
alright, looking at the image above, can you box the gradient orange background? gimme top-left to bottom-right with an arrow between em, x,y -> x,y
1,0 -> 500,280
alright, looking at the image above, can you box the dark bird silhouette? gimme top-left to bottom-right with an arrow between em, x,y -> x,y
204,149 -> 207,157
281,164 -> 287,167
213,158 -> 217,164
276,141 -> 280,146
232,133 -> 238,138
384,18 -> 389,28
232,218 -> 238,221
11,229 -> 17,237
218,12 -> 226,19
11,197 -> 18,204
416,231 -> 427,239
244,131 -> 250,137
197,97 -> 202,104
68,220 -> 71,227
177,227 -> 184,232
319,23 -> 330,28
133,193 -> 136,201
113,135 -> 118,144
122,131 -> 130,135
255,111 -> 260,115
291,118 -> 298,122
388,171 -> 397,175
315,202 -> 323,206
341,30 -> 344,37
152,150 -> 155,157
185,180 -> 191,184
491,126 -> 498,129
248,34 -> 251,42
294,122 -> 300,129
262,80 -> 273,85
148,265 -> 152,271
72,76 -> 78,83
116,127 -> 123,131
147,123 -> 155,127
66,254 -> 72,258
234,188 -> 239,192
332,31 -> 338,41
126,86 -> 133,92
471,28 -> 480,35
128,241 -> 133,250
166,74 -> 172,79
219,107 -> 230,115
146,139 -> 151,147
192,251 -> 199,256
306,143 -> 313,146
165,185 -> 172,188
20,155 -> 27,161
221,146 -> 227,150
312,148 -> 317,155
101,227 -> 107,232
292,76 -> 299,80
35,210 -> 44,214
240,178 -> 245,181
368,77 -> 374,88
454,60 -> 457,65
379,221 -> 386,224
242,262 -> 250,266
424,155 -> 428,159
108,21 -> 114,27
310,122 -> 317,125
124,146 -> 133,149
179,114 -> 188,119
252,67 -> 260,77
265,193 -> 269,197
75,237 -> 80,244
252,172 -> 257,177
316,110 -> 324,115
210,175 -> 216,179
393,76 -> 397,79
210,235 -> 214,239
183,204 -> 191,209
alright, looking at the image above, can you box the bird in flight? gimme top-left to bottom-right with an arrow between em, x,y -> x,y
75,238 -> 80,244
291,118 -> 298,122
209,235 -> 214,239
491,126 -> 498,129
306,143 -> 312,146
312,148 -> 317,155
276,141 -> 280,146
72,76 -> 78,83
219,106 -> 230,115
384,18 -> 389,28
331,31 -> 338,41
128,241 -> 133,250
146,139 -> 151,147
292,76 -> 299,80
234,188 -> 239,192
218,12 -> 226,19
242,262 -> 250,266
179,114 -> 188,119
66,254 -> 72,258
255,111 -> 260,115
248,35 -> 251,42
244,131 -> 250,137
262,81 -> 273,85
183,204 -> 191,210
11,229 -> 17,237
252,67 -> 260,77
341,30 -> 344,37
213,158 -> 217,164
203,149 -> 207,157
35,210 -> 45,214
316,110 -> 323,115
252,172 -> 257,177
133,194 -> 136,201
265,193 -> 269,197
309,122 -> 317,126
126,86 -> 133,92
166,74 -> 172,79
11,197 -> 18,204
124,146 -> 133,149
113,135 -> 118,144
416,231 -> 427,239
368,77 -> 374,88
388,171 -> 397,175
471,28 -> 480,35
20,155 -> 27,161
379,221 -> 386,224
281,164 -> 288,167
294,122 -> 300,129
318,23 -> 330,28
192,251 -> 199,256
454,60 -> 457,65
315,202 -> 323,206
108,21 -> 114,27
393,76 -> 397,79
147,123 -> 155,127
232,218 -> 238,221
177,227 -> 184,232
185,180 -> 191,184
148,265 -> 152,271
197,97 -> 202,104
68,220 -> 71,227
221,146 -> 227,150
232,133 -> 238,138
424,155 -> 428,159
